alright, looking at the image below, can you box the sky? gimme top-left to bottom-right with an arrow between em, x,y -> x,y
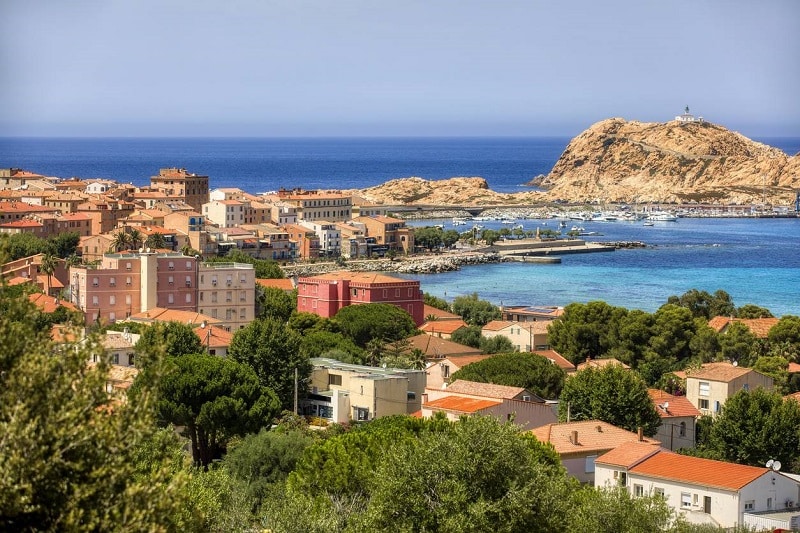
1,0 -> 798,138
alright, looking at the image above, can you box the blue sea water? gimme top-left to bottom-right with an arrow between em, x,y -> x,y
1,136 -> 799,316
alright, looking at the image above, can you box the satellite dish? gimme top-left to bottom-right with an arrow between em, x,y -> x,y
732,361 -> 738,366
663,401 -> 669,410
766,459 -> 774,468
146,247 -> 151,253
773,461 -> 782,471
138,248 -> 143,253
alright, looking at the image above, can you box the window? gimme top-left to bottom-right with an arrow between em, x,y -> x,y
125,295 -> 131,305
109,312 -> 115,322
312,300 -> 317,309
352,288 -> 358,297
408,288 -> 413,296
240,292 -> 246,301
226,291 -> 232,302
382,289 -> 387,297
186,261 -> 192,269
699,381 -> 710,396
699,399 -> 709,410
407,391 -> 416,400
126,276 -> 132,286
168,276 -> 174,285
186,276 -> 191,287
681,493 -> 692,509
168,293 -> 174,304
109,295 -> 115,305
633,484 -> 643,497
654,488 -> 665,499
328,374 -> 342,386
113,353 -> 119,364
679,421 -> 687,437
355,407 -> 369,421
714,401 -> 721,413
129,353 -> 135,367
585,455 -> 596,473
395,288 -> 400,297
743,383 -> 749,391
126,262 -> 131,270
442,364 -> 450,378
744,500 -> 754,511
185,293 -> 191,303
92,277 -> 99,287
168,261 -> 174,270
767,497 -> 773,510
109,277 -> 116,287
92,296 -> 99,306
211,293 -> 218,303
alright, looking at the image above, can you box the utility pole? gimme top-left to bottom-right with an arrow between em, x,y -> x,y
293,367 -> 299,415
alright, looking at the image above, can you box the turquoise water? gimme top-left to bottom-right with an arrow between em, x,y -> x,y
400,218 -> 800,316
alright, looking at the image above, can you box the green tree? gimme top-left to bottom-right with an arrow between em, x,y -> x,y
566,486 -> 676,533
548,301 -> 629,364
0,293 -> 192,531
39,253 -> 58,294
357,416 -> 568,532
413,226 -> 444,251
112,229 -> 132,252
479,228 -> 501,245
451,292 -> 501,326
442,229 -> 461,248
451,352 -> 566,399
479,334 -> 516,354
753,355 -> 790,394
145,232 -> 167,250
128,228 -> 144,250
665,289 -> 736,319
143,353 -> 281,467
449,324 -> 482,348
768,315 -> 800,351
737,304 -> 773,319
228,318 -> 308,409
298,330 -> 364,364
718,321 -> 759,367
423,292 -> 450,312
47,231 -> 80,258
4,232 -> 45,260
558,364 -> 661,436
703,388 -> 800,468
224,428 -> 316,508
334,303 -> 417,348
135,320 -> 203,366
257,286 -> 296,321
647,304 -> 697,362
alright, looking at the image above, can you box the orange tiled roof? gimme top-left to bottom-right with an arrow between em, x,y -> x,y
785,392 -> 800,402
684,362 -> 753,382
422,304 -> 462,321
534,350 -> 576,372
438,354 -> 494,369
707,316 -> 779,338
299,270 -> 414,285
594,441 -> 663,468
424,395 -> 501,413
648,389 -> 701,418
445,379 -> 526,400
482,320 -> 514,331
128,308 -> 221,326
419,319 -> 468,335
628,449 -> 768,491
29,293 -> 79,313
256,278 -> 295,291
194,325 -> 233,348
403,334 -> 483,358
530,420 -> 659,457
787,362 -> 800,374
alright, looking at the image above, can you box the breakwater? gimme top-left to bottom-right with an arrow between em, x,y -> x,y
281,251 -> 509,277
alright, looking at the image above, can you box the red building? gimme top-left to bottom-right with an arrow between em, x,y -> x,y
296,271 -> 424,326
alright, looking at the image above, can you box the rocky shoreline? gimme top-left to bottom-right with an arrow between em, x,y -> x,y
281,251 -> 509,277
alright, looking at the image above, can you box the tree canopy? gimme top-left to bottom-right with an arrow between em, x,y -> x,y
256,286 -> 296,321
134,320 -> 203,366
334,303 -> 417,348
665,289 -> 736,319
451,352 -> 566,399
451,292 -> 501,326
228,317 -> 308,410
558,364 -> 661,437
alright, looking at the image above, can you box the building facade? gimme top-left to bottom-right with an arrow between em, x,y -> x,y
196,262 -> 255,331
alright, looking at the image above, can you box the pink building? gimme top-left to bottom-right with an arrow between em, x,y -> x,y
296,271 -> 424,326
70,251 -> 198,325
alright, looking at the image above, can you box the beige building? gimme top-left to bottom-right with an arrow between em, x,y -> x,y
481,320 -> 550,351
203,199 -> 252,228
682,362 -> 773,416
150,168 -> 209,211
276,190 -> 352,222
303,358 -> 426,423
196,262 -> 255,331
648,389 -> 700,451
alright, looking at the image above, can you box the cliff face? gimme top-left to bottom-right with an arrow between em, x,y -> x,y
532,118 -> 800,204
347,176 -> 545,206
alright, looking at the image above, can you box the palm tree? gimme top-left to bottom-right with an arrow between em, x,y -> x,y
40,253 -> 58,295
128,228 -> 143,250
112,231 -> 132,252
145,233 -> 166,250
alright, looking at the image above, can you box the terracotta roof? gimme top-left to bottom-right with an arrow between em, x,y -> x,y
530,420 -> 659,457
445,379 -> 526,400
28,293 -> 79,313
482,320 -> 514,331
648,389 -> 701,418
255,278 -> 295,291
193,324 -> 233,348
102,332 -> 137,350
788,362 -> 800,374
402,334 -> 483,358
785,392 -> 800,403
707,316 -> 779,338
628,449 -> 769,491
433,354 -> 494,370
577,357 -> 630,371
684,362 -> 753,382
422,304 -> 462,321
419,319 -> 468,335
127,308 -> 221,326
424,395 -> 501,413
594,441 -> 662,468
482,320 -> 549,334
534,350 -> 576,372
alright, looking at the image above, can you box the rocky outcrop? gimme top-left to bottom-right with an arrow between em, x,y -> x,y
344,176 -> 545,206
281,252 -> 508,277
531,118 -> 800,204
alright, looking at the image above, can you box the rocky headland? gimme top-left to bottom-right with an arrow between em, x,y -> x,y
344,119 -> 799,207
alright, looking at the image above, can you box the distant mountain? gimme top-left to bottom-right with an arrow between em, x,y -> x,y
529,118 -> 800,204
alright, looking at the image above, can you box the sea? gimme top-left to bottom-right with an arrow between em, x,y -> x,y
1,136 -> 799,316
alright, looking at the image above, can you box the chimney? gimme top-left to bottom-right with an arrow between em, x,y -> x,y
637,427 -> 644,442
570,430 -> 579,445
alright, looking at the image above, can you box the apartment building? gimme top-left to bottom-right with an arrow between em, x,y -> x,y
150,167 -> 209,211
196,261 -> 255,331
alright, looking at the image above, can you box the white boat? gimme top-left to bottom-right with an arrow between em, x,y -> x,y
570,226 -> 585,232
647,212 -> 678,222
643,222 -> 654,227
452,218 -> 467,226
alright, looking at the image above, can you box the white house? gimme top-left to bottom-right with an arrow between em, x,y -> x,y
595,442 -> 800,529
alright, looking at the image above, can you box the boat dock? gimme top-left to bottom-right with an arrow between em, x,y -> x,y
484,238 -> 616,258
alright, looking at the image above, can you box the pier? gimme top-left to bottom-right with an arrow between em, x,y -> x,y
485,238 -> 617,258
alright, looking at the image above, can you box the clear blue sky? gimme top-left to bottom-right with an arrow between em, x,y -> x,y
1,0 -> 798,137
